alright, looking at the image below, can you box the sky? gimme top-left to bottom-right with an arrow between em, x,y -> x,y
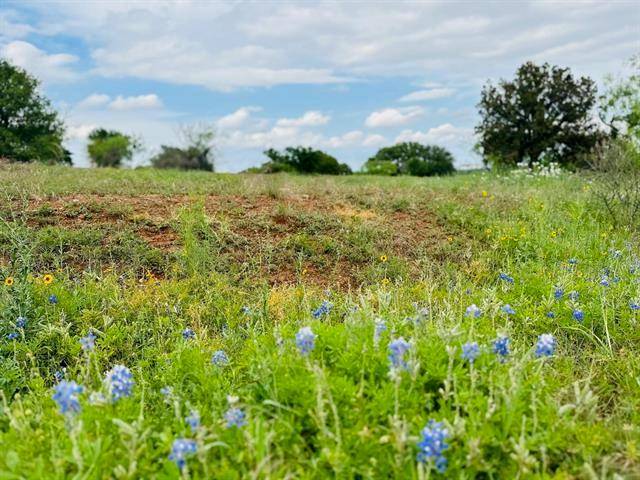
1,1 -> 639,172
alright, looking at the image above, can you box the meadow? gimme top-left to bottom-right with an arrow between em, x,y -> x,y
0,163 -> 638,479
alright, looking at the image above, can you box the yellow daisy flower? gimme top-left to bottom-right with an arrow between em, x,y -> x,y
43,274 -> 54,285
380,255 -> 388,263
4,277 -> 14,286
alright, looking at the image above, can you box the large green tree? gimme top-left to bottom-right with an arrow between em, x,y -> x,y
0,59 -> 70,164
476,62 -> 599,168
367,142 -> 455,176
87,129 -> 140,168
260,147 -> 351,174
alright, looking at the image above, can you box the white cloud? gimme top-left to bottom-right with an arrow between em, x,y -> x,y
276,111 -> 330,127
217,106 -> 262,129
77,94 -> 111,109
0,40 -> 78,83
362,134 -> 386,147
108,94 -> 162,111
399,88 -> 455,102
325,130 -> 363,148
66,124 -> 97,140
365,106 -> 424,128
395,123 -> 473,145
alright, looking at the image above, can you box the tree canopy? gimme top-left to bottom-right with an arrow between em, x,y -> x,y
367,142 -> 455,176
476,62 -> 599,168
257,147 -> 352,175
151,124 -> 216,171
87,129 -> 140,168
0,59 -> 70,164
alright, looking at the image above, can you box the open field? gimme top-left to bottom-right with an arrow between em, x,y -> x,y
0,164 -> 639,478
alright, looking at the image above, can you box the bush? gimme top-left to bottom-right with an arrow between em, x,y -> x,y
256,147 -> 352,175
368,142 -> 455,176
362,160 -> 398,176
87,129 -> 140,168
151,124 -> 216,171
0,60 -> 70,164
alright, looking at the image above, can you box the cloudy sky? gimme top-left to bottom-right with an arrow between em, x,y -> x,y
1,1 -> 638,171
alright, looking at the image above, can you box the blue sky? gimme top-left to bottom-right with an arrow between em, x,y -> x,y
1,1 -> 638,171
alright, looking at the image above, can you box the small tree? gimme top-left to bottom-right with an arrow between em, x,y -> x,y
260,147 -> 351,174
476,62 -> 599,168
151,124 -> 216,171
368,142 -> 455,176
87,129 -> 140,168
362,159 -> 398,176
0,59 -> 69,164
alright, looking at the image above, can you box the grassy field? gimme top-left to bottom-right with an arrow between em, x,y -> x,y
0,163 -> 639,479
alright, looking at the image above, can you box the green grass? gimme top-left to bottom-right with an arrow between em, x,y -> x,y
0,164 -> 638,478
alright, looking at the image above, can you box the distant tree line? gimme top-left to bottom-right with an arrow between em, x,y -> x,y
2,56 -> 639,173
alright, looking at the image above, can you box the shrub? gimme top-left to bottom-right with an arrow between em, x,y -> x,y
87,129 -> 140,168
257,147 -> 351,175
368,142 -> 455,176
151,124 -> 216,171
362,160 -> 398,176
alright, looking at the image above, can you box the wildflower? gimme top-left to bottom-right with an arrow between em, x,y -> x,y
599,276 -> 610,287
104,365 -> 134,401
169,439 -> 197,470
160,386 -> 173,398
573,309 -> 584,322
569,291 -> 579,301
388,337 -> 411,371
630,301 -> 640,311
241,306 -> 251,315
501,304 -> 516,315
16,316 -> 27,329
482,190 -> 488,197
535,334 -> 556,358
52,380 -> 83,415
553,287 -> 564,300
48,294 -> 58,304
465,304 -> 481,318
4,277 -> 14,286
373,318 -> 387,347
54,369 -> 65,383
80,331 -> 96,352
186,410 -> 200,432
43,274 -> 54,285
546,311 -> 556,318
380,254 -> 388,263
416,420 -> 450,473
211,349 -> 229,367
492,336 -> 510,360
461,342 -> 480,363
499,273 -> 514,284
295,327 -> 316,356
611,249 -> 622,259
224,407 -> 247,428
312,300 -> 333,319
182,328 -> 195,340
6,332 -> 19,340
568,258 -> 578,265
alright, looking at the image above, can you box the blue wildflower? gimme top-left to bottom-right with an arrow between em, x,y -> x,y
388,337 -> 411,371
465,304 -> 481,318
373,319 -> 387,347
224,407 -> 247,428
630,301 -> 640,311
295,327 -> 316,356
182,328 -> 195,340
611,249 -> 622,259
492,336 -> 510,361
105,365 -> 134,401
569,291 -> 579,301
599,276 -> 610,287
16,316 -> 27,329
499,273 -> 514,284
48,294 -> 58,304
553,287 -> 564,300
312,300 -> 333,319
535,334 -> 556,357
241,306 -> 251,315
6,332 -> 19,340
186,410 -> 200,432
568,258 -> 578,265
211,349 -> 229,367
416,420 -> 450,473
160,386 -> 173,398
573,309 -> 584,322
169,439 -> 197,470
54,369 -> 65,383
461,342 -> 480,363
546,311 -> 556,318
52,380 -> 83,415
501,304 -> 516,315
80,331 -> 96,351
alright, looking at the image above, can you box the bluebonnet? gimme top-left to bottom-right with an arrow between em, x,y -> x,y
312,300 -> 333,319
16,316 -> 27,329
48,294 -> 58,304
465,304 -> 481,318
388,337 -> 411,371
416,420 -> 450,473
573,309 -> 584,322
241,306 -> 251,315
630,301 -> 640,311
80,331 -> 96,351
6,332 -> 19,340
182,328 -> 195,340
54,369 -> 65,383
461,342 -> 480,363
569,291 -> 579,301
554,287 -> 564,300
501,304 -> 516,315
105,365 -> 134,401
186,410 -> 200,432
224,407 -> 247,428
295,327 -> 316,356
52,380 -> 83,415
373,319 -> 387,347
499,273 -> 514,284
599,276 -> 610,287
211,350 -> 229,367
492,336 -> 510,361
160,386 -> 173,398
535,334 -> 556,357
546,311 -> 556,318
568,258 -> 578,265
169,439 -> 197,470
611,249 -> 622,259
